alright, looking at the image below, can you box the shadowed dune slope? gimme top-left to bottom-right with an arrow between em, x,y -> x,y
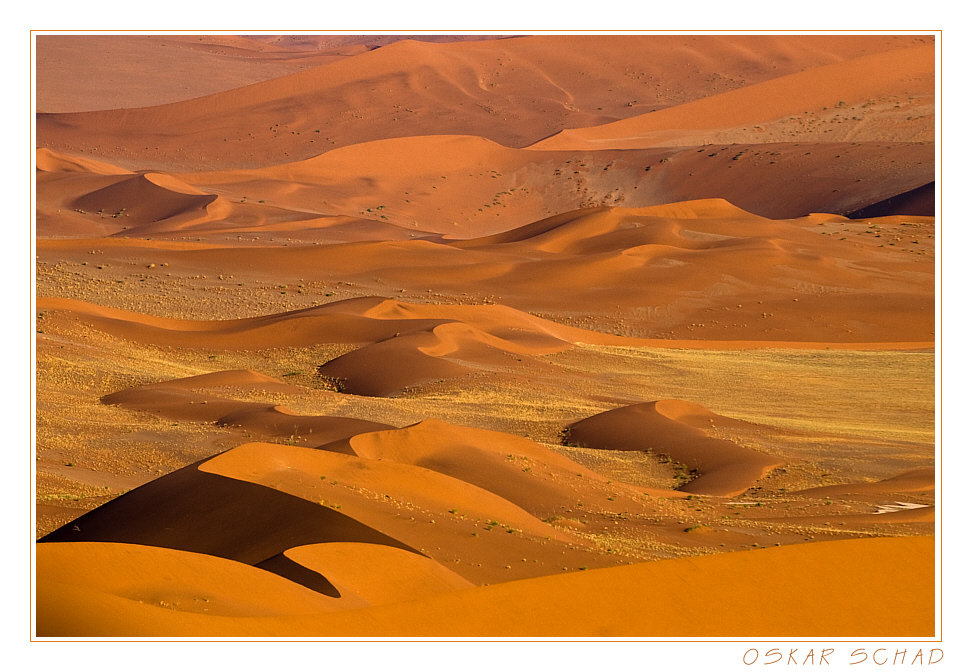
849,182 -> 936,218
39,459 -> 419,594
100,369 -> 394,445
36,536 -> 933,637
567,400 -> 784,497
530,44 -> 935,151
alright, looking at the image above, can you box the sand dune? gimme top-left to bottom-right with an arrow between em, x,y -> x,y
325,418 -> 656,516
567,400 -> 784,497
37,536 -> 933,637
793,466 -> 935,500
39,295 -> 648,394
39,457 -> 418,593
101,369 -> 392,445
36,195 -> 934,344
530,44 -> 935,151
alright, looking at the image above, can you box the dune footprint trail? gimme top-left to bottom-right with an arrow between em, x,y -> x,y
35,33 -> 936,638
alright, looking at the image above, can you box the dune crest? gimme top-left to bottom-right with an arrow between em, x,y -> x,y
529,44 -> 935,151
566,401 -> 784,497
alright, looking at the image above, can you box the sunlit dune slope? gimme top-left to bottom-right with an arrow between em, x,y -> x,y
530,44 -> 935,151
322,418 -> 675,516
793,466 -> 935,500
567,400 -> 784,497
37,536 -> 934,637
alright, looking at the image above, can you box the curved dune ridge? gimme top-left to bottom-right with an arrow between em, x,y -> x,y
793,466 -> 935,501
36,147 -> 132,175
529,44 -> 935,151
324,418 -> 678,515
100,369 -> 393,445
200,441 -> 574,543
566,400 -> 784,497
69,172 -> 228,233
37,196 -> 935,345
40,295 -> 650,396
36,536 -> 934,637
36,35 -> 931,171
39,456 -> 421,594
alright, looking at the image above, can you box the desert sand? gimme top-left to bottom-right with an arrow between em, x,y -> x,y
34,34 -> 936,639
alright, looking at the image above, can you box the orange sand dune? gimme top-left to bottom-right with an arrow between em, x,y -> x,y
35,35 -> 358,113
793,466 -> 935,500
324,419 -> 676,515
567,400 -> 784,497
201,441 -> 573,544
530,44 -> 935,151
38,295 -> 650,394
36,147 -> 132,175
36,536 -> 934,637
284,543 -> 474,607
36,542 -> 338,620
39,459 -> 418,593
37,35 -> 929,172
37,194 -> 935,343
70,172 -> 227,233
101,369 -> 393,446
166,135 -> 932,235
37,133 -> 932,240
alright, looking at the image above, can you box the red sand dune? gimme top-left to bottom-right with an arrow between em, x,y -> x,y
566,400 -> 784,497
36,196 -> 935,345
37,35 -> 931,171
101,369 -> 393,446
793,466 -> 935,500
529,44 -> 935,151
36,536 -> 933,637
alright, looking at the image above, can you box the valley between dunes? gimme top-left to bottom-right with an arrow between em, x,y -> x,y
34,34 -> 936,638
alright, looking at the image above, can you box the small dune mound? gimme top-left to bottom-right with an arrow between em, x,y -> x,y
36,147 -> 132,175
566,400 -> 783,497
101,369 -> 393,445
284,543 -> 474,607
71,172 -> 220,228
37,542 -> 338,623
793,466 -> 935,501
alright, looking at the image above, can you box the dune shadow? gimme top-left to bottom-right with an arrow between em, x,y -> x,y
39,463 -> 418,596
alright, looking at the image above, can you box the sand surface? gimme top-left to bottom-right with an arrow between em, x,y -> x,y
34,34 -> 936,638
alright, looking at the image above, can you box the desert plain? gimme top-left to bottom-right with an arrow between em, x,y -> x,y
33,34 -> 937,638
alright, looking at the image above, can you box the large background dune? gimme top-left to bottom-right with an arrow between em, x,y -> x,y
34,33 -> 937,639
